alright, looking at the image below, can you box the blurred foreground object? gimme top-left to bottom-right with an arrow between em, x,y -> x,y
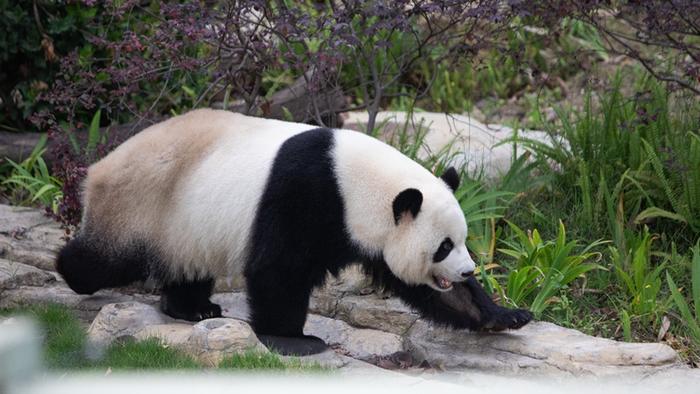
0,317 -> 41,393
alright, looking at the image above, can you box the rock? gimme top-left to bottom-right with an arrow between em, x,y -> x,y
0,259 -> 55,290
310,266 -> 372,317
309,290 -> 339,317
405,320 -> 680,376
0,284 -> 159,322
334,294 -> 419,336
211,291 -> 249,321
87,302 -> 166,345
214,291 -> 404,361
289,350 -> 419,375
305,314 -> 403,361
283,349 -> 348,369
0,205 -> 65,271
134,323 -> 194,347
185,318 -> 267,367
344,111 -> 553,177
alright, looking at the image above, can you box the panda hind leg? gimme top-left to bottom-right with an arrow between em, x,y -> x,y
160,277 -> 222,321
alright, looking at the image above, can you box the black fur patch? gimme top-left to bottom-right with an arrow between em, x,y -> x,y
392,188 -> 423,224
245,128 -> 360,342
160,277 -> 221,321
56,235 -> 151,295
432,238 -> 453,263
440,167 -> 460,192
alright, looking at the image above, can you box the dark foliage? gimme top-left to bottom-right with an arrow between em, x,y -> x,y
11,0 -> 697,229
28,0 -> 521,228
525,0 -> 700,95
0,1 -> 97,131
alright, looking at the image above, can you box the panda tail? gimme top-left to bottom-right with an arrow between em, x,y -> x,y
55,236 -> 149,295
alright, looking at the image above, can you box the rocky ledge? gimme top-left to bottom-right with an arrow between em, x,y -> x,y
0,203 -> 695,381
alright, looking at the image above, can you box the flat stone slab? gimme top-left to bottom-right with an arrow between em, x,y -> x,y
305,314 -> 403,360
0,284 -> 159,323
212,292 -> 404,360
333,294 -> 418,336
0,259 -> 55,290
0,205 -> 65,271
406,319 -> 681,376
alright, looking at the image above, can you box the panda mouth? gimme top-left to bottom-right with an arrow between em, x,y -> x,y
432,275 -> 453,290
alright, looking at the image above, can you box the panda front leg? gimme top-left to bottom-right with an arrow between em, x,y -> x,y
246,268 -> 328,356
459,276 -> 533,331
160,277 -> 222,321
371,265 -> 532,331
412,278 -> 531,330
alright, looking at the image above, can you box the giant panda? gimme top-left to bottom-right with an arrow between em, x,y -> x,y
56,109 -> 532,355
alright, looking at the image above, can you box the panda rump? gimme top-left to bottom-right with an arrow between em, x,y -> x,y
56,109 -> 532,352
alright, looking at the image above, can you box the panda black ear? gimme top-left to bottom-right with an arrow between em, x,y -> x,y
440,167 -> 460,192
392,188 -> 423,224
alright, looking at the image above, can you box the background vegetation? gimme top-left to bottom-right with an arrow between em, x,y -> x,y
1,0 -> 699,366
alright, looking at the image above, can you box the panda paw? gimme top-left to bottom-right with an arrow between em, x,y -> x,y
197,303 -> 222,320
161,301 -> 222,322
481,308 -> 533,332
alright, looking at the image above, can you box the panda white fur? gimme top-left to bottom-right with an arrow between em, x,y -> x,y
56,109 -> 531,355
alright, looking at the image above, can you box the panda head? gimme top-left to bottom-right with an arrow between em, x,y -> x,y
383,167 -> 476,292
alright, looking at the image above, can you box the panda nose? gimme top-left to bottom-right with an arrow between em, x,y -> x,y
461,270 -> 473,278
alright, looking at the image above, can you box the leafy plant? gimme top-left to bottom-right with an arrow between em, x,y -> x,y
456,178 -> 514,227
610,228 -> 667,320
498,221 -> 605,316
1,135 -> 62,213
666,242 -> 700,345
513,71 -> 700,244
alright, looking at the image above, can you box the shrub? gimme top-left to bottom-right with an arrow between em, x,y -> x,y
667,242 -> 700,347
610,228 -> 668,320
514,71 -> 700,243
497,221 -> 605,317
1,135 -> 62,213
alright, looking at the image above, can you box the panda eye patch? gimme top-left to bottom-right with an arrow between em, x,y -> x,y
433,238 -> 453,263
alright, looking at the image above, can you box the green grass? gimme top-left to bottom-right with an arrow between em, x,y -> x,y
1,304 -> 323,371
219,351 -> 324,371
100,338 -> 201,370
23,304 -> 87,369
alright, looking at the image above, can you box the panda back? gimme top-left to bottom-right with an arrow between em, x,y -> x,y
158,111 -> 314,278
